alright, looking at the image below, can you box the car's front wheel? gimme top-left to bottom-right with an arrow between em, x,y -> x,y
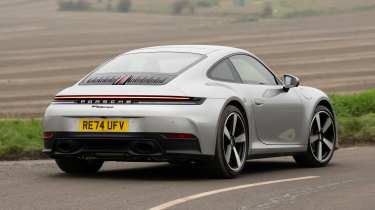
294,105 -> 336,167
55,158 -> 103,174
211,105 -> 248,178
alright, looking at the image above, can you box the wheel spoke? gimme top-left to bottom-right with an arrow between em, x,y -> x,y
315,113 -> 322,132
317,141 -> 323,161
322,118 -> 332,133
225,145 -> 232,163
310,111 -> 336,162
310,134 -> 319,144
223,112 -> 247,171
233,147 -> 242,168
232,114 -> 237,136
323,138 -> 334,150
224,126 -> 231,140
235,133 -> 246,143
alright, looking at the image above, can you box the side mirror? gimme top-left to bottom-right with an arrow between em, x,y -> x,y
283,74 -> 300,91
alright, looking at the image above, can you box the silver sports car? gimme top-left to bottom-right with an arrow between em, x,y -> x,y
43,45 -> 337,178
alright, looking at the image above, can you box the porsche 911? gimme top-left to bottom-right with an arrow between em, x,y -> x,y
43,45 -> 337,178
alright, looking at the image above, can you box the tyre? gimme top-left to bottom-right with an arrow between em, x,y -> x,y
55,158 -> 104,174
294,105 -> 336,167
211,105 -> 248,178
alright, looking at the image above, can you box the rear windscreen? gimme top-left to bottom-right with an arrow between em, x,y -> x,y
95,52 -> 205,74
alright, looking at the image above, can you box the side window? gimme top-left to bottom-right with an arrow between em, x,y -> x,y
208,59 -> 239,82
229,55 -> 277,85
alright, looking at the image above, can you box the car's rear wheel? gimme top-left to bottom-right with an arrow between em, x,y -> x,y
294,105 -> 336,167
55,158 -> 103,174
211,105 -> 248,178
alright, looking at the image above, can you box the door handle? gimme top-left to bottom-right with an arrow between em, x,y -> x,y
254,98 -> 266,106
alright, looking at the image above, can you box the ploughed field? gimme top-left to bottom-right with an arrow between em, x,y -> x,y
1,0 -> 375,117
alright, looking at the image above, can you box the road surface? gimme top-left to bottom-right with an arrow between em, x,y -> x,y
0,147 -> 374,210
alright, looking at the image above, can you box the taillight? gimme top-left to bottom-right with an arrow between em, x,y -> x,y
53,95 -> 205,105
164,133 -> 195,139
43,132 -> 54,141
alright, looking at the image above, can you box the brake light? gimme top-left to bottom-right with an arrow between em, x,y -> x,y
43,132 -> 54,141
55,95 -> 190,100
54,95 -> 205,105
164,133 -> 195,139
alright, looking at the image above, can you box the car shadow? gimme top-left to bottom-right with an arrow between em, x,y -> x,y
49,158 -> 318,181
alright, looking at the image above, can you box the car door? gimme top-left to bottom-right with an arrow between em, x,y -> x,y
229,54 -> 305,145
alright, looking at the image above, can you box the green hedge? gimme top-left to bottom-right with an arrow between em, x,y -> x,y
331,89 -> 375,117
330,89 -> 375,145
338,113 -> 375,144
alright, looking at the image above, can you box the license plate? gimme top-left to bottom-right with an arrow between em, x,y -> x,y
79,119 -> 128,132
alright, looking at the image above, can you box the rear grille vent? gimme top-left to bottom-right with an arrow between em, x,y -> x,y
81,74 -> 173,86
122,75 -> 167,85
86,76 -> 120,85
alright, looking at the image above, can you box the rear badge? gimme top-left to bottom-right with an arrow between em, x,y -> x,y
91,105 -> 114,109
80,100 -> 132,104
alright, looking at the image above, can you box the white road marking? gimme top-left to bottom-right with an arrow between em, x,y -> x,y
149,176 -> 319,210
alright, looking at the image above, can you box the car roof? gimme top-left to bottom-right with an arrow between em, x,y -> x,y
126,45 -> 248,55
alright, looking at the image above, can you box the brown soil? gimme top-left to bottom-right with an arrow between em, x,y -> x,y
0,1 -> 374,117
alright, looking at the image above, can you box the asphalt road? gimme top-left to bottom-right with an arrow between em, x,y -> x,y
0,147 -> 374,210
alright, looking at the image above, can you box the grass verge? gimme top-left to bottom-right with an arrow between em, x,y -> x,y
0,119 -> 45,160
0,89 -> 374,160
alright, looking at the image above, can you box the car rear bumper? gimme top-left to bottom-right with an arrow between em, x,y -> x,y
43,98 -> 226,156
43,132 -> 212,161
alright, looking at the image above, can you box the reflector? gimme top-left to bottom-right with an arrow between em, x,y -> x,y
43,132 -> 54,141
164,133 -> 195,139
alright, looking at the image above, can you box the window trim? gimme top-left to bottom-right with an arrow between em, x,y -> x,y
207,52 -> 282,86
228,53 -> 282,86
207,58 -> 243,83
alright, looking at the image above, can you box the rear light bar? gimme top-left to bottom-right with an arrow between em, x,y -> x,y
55,95 -> 191,100
53,95 -> 205,105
